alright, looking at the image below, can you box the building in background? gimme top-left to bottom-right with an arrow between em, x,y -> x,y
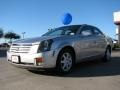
113,11 -> 120,44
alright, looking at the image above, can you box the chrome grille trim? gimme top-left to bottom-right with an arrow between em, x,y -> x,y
10,44 -> 32,53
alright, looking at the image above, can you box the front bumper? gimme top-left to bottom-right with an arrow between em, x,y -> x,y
7,50 -> 59,70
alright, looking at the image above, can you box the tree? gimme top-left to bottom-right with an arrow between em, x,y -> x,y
4,32 -> 21,43
14,34 -> 21,39
0,28 -> 3,38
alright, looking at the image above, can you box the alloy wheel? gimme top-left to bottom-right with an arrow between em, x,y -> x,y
60,52 -> 73,72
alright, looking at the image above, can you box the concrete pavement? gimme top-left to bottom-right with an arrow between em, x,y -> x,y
0,50 -> 120,90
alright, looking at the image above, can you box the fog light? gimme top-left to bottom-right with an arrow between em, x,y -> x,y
35,57 -> 43,66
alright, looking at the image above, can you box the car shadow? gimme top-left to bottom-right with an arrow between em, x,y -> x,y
0,50 -> 7,58
65,56 -> 120,77
112,49 -> 120,52
30,56 -> 120,77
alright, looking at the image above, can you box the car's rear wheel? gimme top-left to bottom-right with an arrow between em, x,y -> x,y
56,49 -> 74,74
103,47 -> 111,62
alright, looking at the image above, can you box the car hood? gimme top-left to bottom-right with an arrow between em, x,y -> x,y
13,36 -> 60,44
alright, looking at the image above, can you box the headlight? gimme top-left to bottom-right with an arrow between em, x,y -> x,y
37,39 -> 53,52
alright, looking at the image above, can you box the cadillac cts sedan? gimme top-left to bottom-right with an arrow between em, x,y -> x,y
7,24 -> 113,74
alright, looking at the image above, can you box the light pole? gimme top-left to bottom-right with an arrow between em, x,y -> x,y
22,32 -> 26,39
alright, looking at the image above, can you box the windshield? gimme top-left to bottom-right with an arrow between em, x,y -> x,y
43,25 -> 81,36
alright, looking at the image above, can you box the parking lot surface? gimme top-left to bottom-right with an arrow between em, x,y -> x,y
0,50 -> 120,90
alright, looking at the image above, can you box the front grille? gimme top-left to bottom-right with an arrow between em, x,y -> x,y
10,44 -> 32,53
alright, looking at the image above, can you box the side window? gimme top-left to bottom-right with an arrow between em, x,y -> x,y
93,27 -> 103,36
80,26 -> 93,36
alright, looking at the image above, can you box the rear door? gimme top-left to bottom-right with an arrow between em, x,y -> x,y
92,27 -> 106,55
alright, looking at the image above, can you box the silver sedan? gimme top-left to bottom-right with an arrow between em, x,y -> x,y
7,24 -> 113,74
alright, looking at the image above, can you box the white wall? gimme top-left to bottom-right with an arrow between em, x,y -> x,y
113,11 -> 120,23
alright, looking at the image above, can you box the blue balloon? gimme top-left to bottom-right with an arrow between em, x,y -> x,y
62,13 -> 72,25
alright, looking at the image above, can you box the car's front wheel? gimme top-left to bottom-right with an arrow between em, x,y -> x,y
103,47 -> 111,62
56,49 -> 74,74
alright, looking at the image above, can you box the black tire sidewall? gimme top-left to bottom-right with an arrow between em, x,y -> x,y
103,47 -> 111,62
56,49 -> 75,74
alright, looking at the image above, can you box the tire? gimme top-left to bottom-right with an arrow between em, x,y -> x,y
103,47 -> 111,62
56,48 -> 75,74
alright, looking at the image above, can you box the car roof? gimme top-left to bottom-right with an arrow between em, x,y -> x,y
56,24 -> 84,28
55,24 -> 98,29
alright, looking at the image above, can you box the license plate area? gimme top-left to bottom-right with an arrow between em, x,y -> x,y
11,55 -> 20,63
